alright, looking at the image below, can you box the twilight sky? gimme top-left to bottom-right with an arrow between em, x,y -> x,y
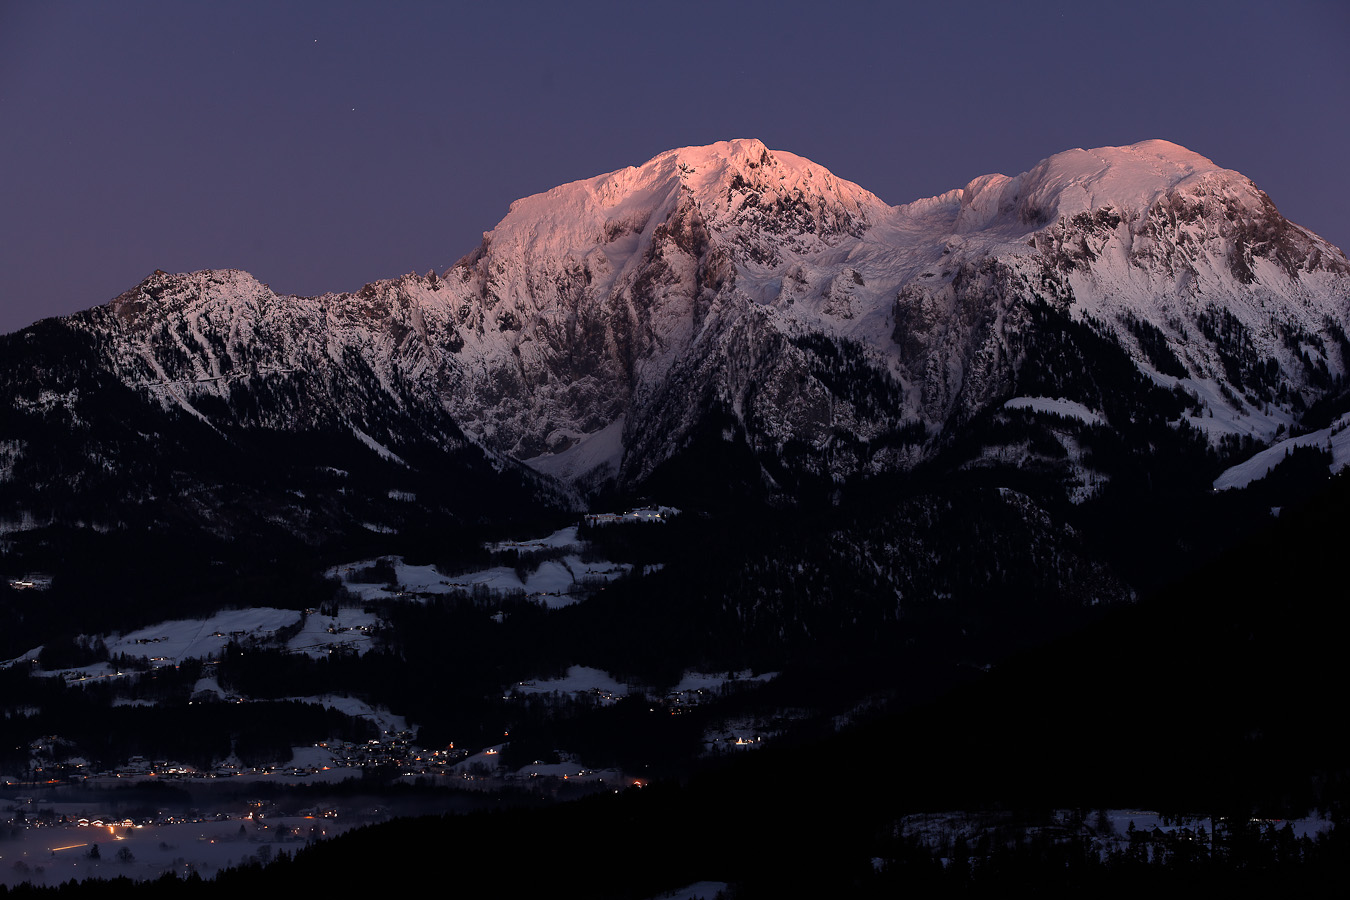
2,0 -> 1347,335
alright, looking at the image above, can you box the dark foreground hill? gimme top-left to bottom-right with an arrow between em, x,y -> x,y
13,472 -> 1345,899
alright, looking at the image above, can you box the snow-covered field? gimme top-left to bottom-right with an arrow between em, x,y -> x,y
336,555 -> 630,607
524,419 -> 624,485
285,609 -> 381,659
0,519 -> 691,811
484,524 -> 582,552
509,665 -> 631,700
507,666 -> 776,705
291,695 -> 407,734
1213,413 -> 1350,490
4,606 -> 384,680
334,525 -> 632,607
106,608 -> 300,664
645,881 -> 729,900
0,813 -> 355,888
1003,396 -> 1106,427
667,669 -> 776,696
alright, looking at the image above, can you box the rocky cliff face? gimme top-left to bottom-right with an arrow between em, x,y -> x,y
4,138 -> 1349,536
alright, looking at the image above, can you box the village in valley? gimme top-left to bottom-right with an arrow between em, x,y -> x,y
0,505 -> 793,885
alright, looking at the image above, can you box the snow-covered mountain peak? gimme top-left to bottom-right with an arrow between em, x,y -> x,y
953,139 -> 1251,237
661,139 -> 886,247
125,267 -> 269,300
106,268 -> 279,329
467,140 -> 888,280
1074,138 -> 1219,172
661,137 -> 776,170
658,138 -> 870,201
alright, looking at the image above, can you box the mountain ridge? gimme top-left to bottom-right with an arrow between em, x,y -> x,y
4,138 -> 1349,541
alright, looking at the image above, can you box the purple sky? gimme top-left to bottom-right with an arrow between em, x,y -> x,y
2,0 -> 1347,335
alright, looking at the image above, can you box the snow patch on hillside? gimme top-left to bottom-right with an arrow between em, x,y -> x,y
285,609 -> 381,658
960,140 -> 1237,235
295,694 -> 408,733
510,666 -> 631,699
523,418 -> 624,484
1003,396 -> 1106,426
350,425 -> 406,466
107,608 -> 303,663
508,666 -> 776,703
333,524 -> 630,606
1213,414 -> 1350,490
485,525 -> 581,552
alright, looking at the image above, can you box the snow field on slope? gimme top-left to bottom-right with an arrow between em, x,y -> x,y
1213,413 -> 1350,491
521,419 -> 624,483
0,814 -> 364,888
509,665 -> 630,699
508,665 -> 777,704
442,744 -> 624,788
289,694 -> 408,733
190,673 -> 226,699
285,610 -> 382,658
484,524 -> 581,552
337,556 -> 630,607
335,525 -> 631,607
645,882 -> 731,900
1002,396 -> 1106,426
9,607 -> 389,748
104,608 -> 301,664
70,607 -> 382,666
